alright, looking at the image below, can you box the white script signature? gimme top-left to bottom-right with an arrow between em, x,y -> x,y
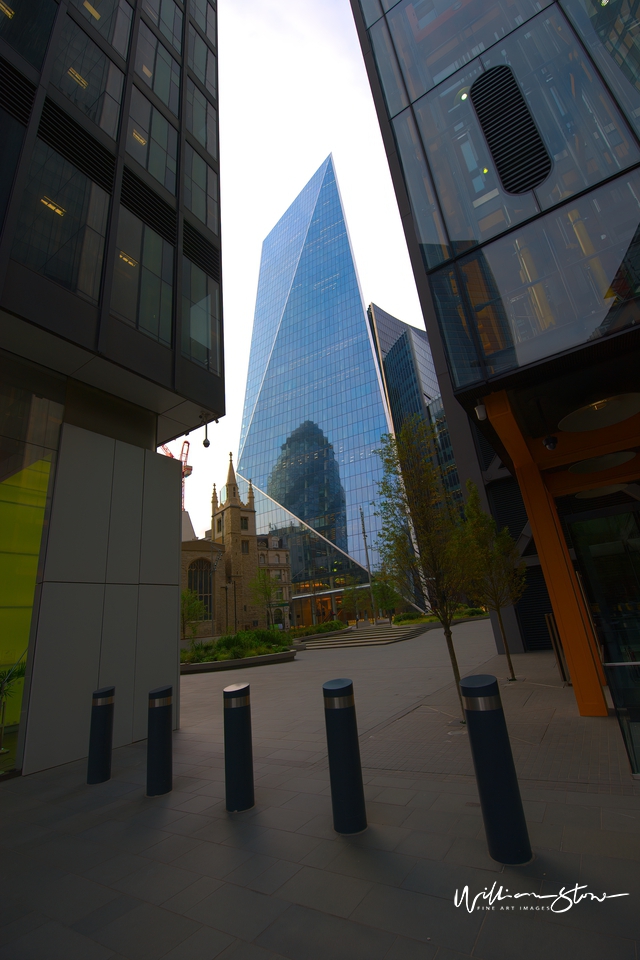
454,882 -> 630,914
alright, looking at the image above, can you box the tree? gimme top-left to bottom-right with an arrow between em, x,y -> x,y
249,569 -> 277,627
461,480 -> 526,682
339,577 -> 362,625
0,657 -> 26,754
180,589 -> 207,644
376,414 -> 471,719
371,571 -> 402,620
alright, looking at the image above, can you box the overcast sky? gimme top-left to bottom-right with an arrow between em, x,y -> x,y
167,0 -> 424,536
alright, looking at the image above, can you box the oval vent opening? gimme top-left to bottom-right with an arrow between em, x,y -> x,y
470,65 -> 552,195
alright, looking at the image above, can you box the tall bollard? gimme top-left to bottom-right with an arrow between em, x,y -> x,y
461,674 -> 532,865
323,679 -> 367,834
147,685 -> 173,797
87,686 -> 115,784
224,683 -> 255,812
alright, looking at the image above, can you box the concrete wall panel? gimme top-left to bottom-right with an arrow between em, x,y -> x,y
99,584 -> 138,747
133,584 -> 180,740
106,442 -> 144,584
140,451 -> 181,586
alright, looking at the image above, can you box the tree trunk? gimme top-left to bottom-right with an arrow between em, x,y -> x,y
442,621 -> 465,721
496,606 -> 516,681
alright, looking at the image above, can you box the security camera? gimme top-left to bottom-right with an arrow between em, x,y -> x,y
203,437 -> 210,448
543,436 -> 558,451
475,403 -> 487,421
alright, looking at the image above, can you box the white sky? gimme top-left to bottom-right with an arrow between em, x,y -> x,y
166,0 -> 424,537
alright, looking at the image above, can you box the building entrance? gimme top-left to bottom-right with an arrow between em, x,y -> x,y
569,503 -> 640,774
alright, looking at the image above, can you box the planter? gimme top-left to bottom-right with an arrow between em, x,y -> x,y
288,626 -> 352,643
180,649 -> 296,674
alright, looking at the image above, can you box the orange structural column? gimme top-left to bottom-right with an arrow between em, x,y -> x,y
485,392 -> 608,717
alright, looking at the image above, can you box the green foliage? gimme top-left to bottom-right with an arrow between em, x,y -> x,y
249,568 -> 277,626
287,620 -> 346,638
181,628 -> 289,664
371,571 -> 402,617
339,577 -> 363,620
180,589 -> 207,643
392,611 -> 424,623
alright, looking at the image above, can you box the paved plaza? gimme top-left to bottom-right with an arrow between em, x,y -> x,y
1,620 -> 639,960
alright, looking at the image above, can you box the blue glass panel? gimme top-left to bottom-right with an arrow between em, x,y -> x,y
360,0 -> 383,26
237,158 -> 392,571
369,17 -> 408,117
429,265 -> 484,387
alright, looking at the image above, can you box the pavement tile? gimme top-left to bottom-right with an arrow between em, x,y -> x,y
171,840 -> 254,878
523,821 -> 563,851
325,847 -> 416,885
443,837 -> 503,873
32,873 -> 120,925
247,806 -> 315,832
562,825 -> 640,861
274,865 -> 372,917
474,910 -> 635,960
365,802 -> 414,827
0,913 -> 50,947
600,808 -> 640,835
160,876 -> 225,913
157,925 -> 235,959
165,814 -> 218,837
395,831 -> 454,861
89,901 -> 201,960
228,827 -> 322,861
384,936 -> 438,960
401,808 -> 459,834
402,859 -> 540,901
139,834 -> 202,863
542,802 -> 601,829
246,860 -> 302,894
185,882 -> 289,940
580,852 -> 640,898
216,942 -> 290,960
0,918 -> 114,960
501,849 -> 581,883
75,820 -> 171,853
255,903 -> 396,960
80,852 -> 151,884
539,880 -> 638,941
373,788 -> 417,806
111,860 -> 201,905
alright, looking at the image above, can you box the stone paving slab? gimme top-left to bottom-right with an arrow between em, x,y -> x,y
1,620 -> 639,959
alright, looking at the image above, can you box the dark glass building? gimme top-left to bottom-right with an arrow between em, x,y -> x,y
352,0 -> 640,770
0,0 -> 222,776
237,157 -> 392,624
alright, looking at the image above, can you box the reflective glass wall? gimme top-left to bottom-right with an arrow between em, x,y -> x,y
238,158 -> 392,572
362,0 -> 640,385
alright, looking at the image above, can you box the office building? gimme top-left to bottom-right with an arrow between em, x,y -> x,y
0,0 -> 222,775
351,0 -> 640,770
237,157 -> 392,623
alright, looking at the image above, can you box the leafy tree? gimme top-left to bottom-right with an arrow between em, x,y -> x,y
371,571 -> 402,619
461,480 -> 526,682
249,568 -> 277,627
180,589 -> 207,644
339,577 -> 362,623
376,414 -> 471,718
0,657 -> 26,754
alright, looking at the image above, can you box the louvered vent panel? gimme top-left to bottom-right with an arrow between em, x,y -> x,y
470,66 -> 552,195
0,57 -> 35,125
121,167 -> 177,244
183,221 -> 220,282
38,99 -> 115,192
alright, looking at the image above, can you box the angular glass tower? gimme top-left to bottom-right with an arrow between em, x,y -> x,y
238,157 -> 391,578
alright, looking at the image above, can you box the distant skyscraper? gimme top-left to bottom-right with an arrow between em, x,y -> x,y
237,157 -> 391,620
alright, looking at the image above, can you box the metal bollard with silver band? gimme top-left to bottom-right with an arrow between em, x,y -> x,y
146,685 -> 173,797
87,686 -> 115,785
323,679 -> 367,834
461,674 -> 532,865
223,682 -> 255,812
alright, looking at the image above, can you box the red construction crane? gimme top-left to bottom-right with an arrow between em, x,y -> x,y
160,440 -> 192,510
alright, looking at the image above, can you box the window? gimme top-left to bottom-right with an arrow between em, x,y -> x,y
0,0 -> 57,68
240,516 -> 248,530
359,0 -> 382,27
188,558 -> 211,617
190,0 -> 216,44
142,0 -> 183,53
369,18 -> 407,119
135,21 -> 180,115
241,540 -> 249,554
216,517 -> 222,532
184,143 -> 218,234
69,0 -> 133,59
188,24 -> 216,96
111,205 -> 173,346
126,86 -> 178,193
186,78 -> 217,158
259,553 -> 264,563
182,256 -> 221,373
275,554 -> 280,564
12,139 -> 109,303
0,108 -> 26,232
51,18 -> 124,139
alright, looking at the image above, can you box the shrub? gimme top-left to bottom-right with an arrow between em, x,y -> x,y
392,611 -> 425,623
180,629 -> 289,664
287,620 -> 346,639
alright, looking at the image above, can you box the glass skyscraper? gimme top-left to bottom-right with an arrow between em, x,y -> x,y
237,157 -> 392,621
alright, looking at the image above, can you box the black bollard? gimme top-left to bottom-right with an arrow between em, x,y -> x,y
323,679 -> 367,834
87,686 -> 115,784
461,674 -> 532,865
146,685 -> 173,797
224,683 -> 255,812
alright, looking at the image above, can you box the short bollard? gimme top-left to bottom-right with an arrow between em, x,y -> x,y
146,685 -> 173,797
323,679 -> 367,834
461,674 -> 532,865
87,686 -> 115,784
224,683 -> 255,812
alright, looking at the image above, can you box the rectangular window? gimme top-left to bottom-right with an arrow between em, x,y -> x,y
216,517 -> 222,532
69,0 -> 133,59
11,139 -> 109,303
184,143 -> 218,234
0,107 -> 26,232
186,77 -> 217,158
241,540 -> 249,554
0,0 -> 57,68
126,86 -> 178,193
142,0 -> 183,53
51,18 -> 124,139
188,23 -> 216,97
135,21 -> 180,115
190,0 -> 216,44
369,18 -> 407,119
359,0 -> 382,27
240,516 -> 248,530
182,255 -> 221,373
111,205 -> 173,346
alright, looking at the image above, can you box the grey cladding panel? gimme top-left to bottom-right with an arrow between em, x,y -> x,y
99,584 -> 138,747
106,441 -> 144,583
139,450 -> 181,585
133,584 -> 179,740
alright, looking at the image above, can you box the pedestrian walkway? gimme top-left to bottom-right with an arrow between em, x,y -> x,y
1,619 -> 638,960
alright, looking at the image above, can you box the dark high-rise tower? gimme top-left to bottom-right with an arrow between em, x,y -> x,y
0,0 -> 222,777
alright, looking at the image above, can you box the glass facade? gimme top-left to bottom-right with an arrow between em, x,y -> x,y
188,23 -> 216,96
237,157 -> 392,572
182,256 -> 221,372
111,205 -> 173,346
184,141 -> 218,233
69,0 -> 133,60
135,20 -> 181,115
142,0 -> 183,53
51,17 -> 124,139
126,86 -> 178,193
12,139 -> 109,304
186,77 -> 217,158
0,0 -> 57,68
190,0 -> 216,45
